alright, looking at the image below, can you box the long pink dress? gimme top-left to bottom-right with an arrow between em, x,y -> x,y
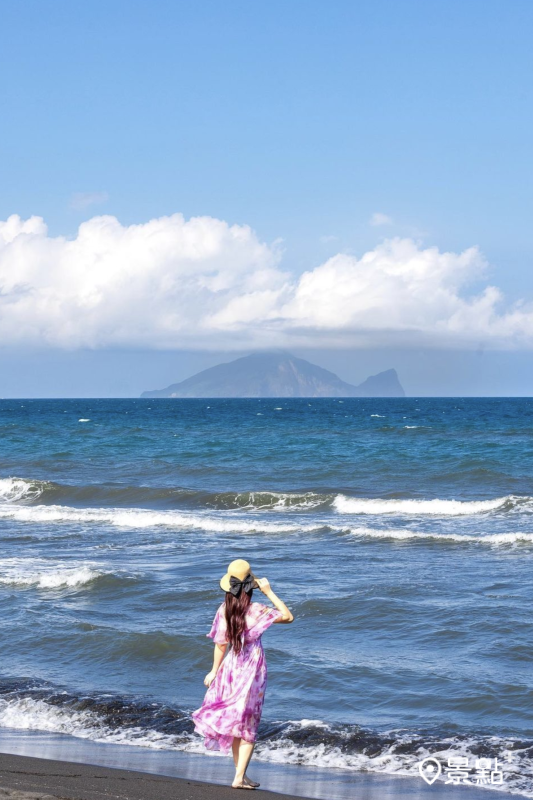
192,601 -> 282,753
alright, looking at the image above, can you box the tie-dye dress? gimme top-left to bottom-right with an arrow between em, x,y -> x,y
192,601 -> 282,753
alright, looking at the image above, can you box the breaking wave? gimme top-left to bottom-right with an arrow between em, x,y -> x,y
1,477 -> 532,521
349,526 -> 533,547
0,477 -> 329,512
333,494 -> 527,516
0,478 -> 47,504
0,681 -> 531,796
0,504 -> 531,546
0,503 -> 326,534
0,558 -> 131,590
2,477 -> 533,549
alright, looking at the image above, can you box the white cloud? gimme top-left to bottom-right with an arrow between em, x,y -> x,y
70,191 -> 109,210
1,212 -> 533,351
370,212 -> 393,227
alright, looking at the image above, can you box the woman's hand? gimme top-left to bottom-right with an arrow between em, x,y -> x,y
256,578 -> 293,624
204,670 -> 217,687
256,577 -> 271,594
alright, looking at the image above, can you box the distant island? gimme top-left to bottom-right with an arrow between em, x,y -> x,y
141,353 -> 405,398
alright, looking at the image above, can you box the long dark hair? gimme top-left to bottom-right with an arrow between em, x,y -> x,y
225,588 -> 252,654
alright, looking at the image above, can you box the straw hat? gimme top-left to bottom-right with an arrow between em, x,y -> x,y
220,559 -> 256,593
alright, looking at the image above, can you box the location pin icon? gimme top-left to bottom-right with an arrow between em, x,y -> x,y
418,757 -> 442,785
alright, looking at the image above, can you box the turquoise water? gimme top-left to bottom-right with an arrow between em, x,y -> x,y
0,398 -> 532,795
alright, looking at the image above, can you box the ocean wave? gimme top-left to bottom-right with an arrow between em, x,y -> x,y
0,477 -> 329,512
211,490 -> 329,511
0,682 -> 192,749
334,494 -> 526,516
0,682 -> 531,796
0,477 -> 47,504
349,526 -> 533,547
2,477 -> 533,522
0,503 -> 325,534
254,722 -> 533,797
1,499 -> 532,546
0,558 -> 127,589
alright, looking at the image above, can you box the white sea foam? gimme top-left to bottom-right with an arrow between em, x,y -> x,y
0,695 -> 200,752
0,699 -> 529,796
0,477 -> 47,503
348,525 -> 533,546
334,494 -> 517,516
0,696 -> 104,737
0,503 -> 324,534
1,502 -> 529,545
254,730 -> 533,797
237,491 -> 327,511
0,493 -> 531,545
0,558 -> 105,589
78,418 -> 91,422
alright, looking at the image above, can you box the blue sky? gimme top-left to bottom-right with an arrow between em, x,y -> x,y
1,0 -> 533,395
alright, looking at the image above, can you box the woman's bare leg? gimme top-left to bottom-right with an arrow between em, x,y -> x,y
231,737 -> 259,787
232,737 -> 241,768
232,739 -> 255,788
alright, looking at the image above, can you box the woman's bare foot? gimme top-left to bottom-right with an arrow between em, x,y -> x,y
244,776 -> 260,788
231,779 -> 256,789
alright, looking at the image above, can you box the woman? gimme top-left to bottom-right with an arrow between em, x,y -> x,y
192,559 -> 294,790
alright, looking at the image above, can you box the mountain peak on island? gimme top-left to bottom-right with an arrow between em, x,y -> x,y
141,352 -> 405,398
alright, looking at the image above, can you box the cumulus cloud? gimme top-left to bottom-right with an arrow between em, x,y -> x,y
369,212 -> 393,227
1,212 -> 532,350
70,191 -> 109,210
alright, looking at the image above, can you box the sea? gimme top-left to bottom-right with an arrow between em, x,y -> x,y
0,398 -> 532,797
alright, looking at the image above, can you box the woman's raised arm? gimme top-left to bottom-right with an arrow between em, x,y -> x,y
256,578 -> 294,623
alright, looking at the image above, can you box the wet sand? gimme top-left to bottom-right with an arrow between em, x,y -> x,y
0,746 -> 521,800
0,752 -> 304,800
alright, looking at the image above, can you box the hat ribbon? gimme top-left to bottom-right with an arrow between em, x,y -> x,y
229,573 -> 255,596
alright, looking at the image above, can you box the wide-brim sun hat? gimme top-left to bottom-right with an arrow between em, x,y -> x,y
220,559 -> 255,593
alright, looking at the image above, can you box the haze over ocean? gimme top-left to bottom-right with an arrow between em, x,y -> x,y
1,398 -> 532,796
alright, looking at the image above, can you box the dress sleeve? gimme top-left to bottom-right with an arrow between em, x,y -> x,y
207,603 -> 228,644
246,603 -> 283,640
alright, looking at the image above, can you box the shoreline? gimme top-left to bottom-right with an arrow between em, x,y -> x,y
0,751 -> 301,800
0,729 -> 521,800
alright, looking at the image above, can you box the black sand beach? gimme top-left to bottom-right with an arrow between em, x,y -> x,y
0,752 -> 304,800
0,747 -> 520,800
